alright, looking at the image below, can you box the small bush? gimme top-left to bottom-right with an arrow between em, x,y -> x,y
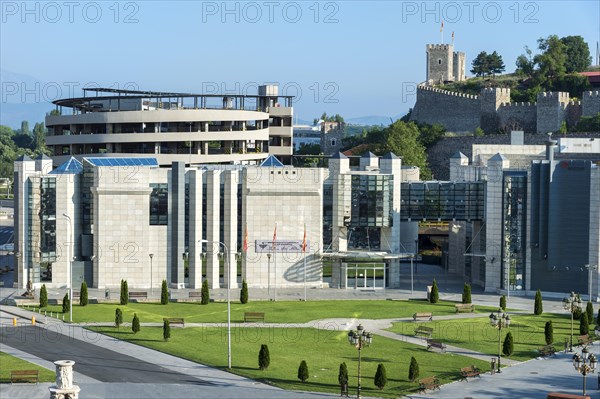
132,313 -> 140,334
534,289 -> 543,315
597,308 -> 600,326
503,332 -> 514,357
580,312 -> 589,335
297,360 -> 309,383
408,356 -> 419,382
39,284 -> 48,308
163,319 -> 171,341
120,280 -> 129,305
338,362 -> 348,387
62,293 -> 70,314
240,280 -> 249,304
573,307 -> 583,320
374,363 -> 387,390
115,308 -> 123,328
161,280 -> 169,305
544,320 -> 553,345
462,283 -> 472,304
430,279 -> 439,304
80,281 -> 88,307
258,344 -> 270,370
500,295 -> 506,311
586,301 -> 594,325
201,280 -> 210,305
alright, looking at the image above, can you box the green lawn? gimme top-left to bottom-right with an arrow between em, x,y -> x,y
388,313 -> 582,362
0,352 -> 55,383
90,326 -> 490,397
38,299 -> 498,324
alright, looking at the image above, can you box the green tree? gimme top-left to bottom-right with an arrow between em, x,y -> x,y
462,283 -> 472,304
80,281 -> 88,306
33,122 -> 46,152
559,121 -> 568,135
408,356 -> 419,382
21,121 -> 29,136
500,295 -> 506,311
573,113 -> 600,132
417,123 -> 445,149
379,121 -> 431,179
535,35 -> 568,82
115,308 -> 123,329
62,293 -> 70,314
586,301 -> 594,325
534,289 -> 543,315
120,280 -> 129,305
597,308 -> 600,327
471,51 -> 490,77
297,360 -> 309,383
515,46 -> 535,77
580,312 -> 590,335
161,280 -> 169,305
132,313 -> 140,334
258,344 -> 270,370
39,284 -> 48,308
503,332 -> 514,357
374,363 -> 387,390
240,280 -> 249,304
201,280 -> 210,305
488,51 -> 506,77
544,320 -> 554,345
560,35 -> 592,73
163,319 -> 171,341
474,127 -> 485,137
429,279 -> 439,304
338,362 -> 348,387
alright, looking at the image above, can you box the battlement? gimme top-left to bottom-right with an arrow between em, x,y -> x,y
426,44 -> 452,51
538,91 -> 570,102
583,90 -> 600,99
568,100 -> 581,106
499,102 -> 535,107
417,85 -> 478,99
481,87 -> 511,96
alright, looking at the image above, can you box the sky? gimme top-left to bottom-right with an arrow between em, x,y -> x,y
1,0 -> 599,124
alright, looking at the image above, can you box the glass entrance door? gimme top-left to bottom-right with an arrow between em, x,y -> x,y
344,263 -> 386,289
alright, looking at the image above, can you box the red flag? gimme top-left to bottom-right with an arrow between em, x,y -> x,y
302,224 -> 307,253
452,31 -> 454,41
243,224 -> 248,252
440,20 -> 444,32
272,224 -> 277,251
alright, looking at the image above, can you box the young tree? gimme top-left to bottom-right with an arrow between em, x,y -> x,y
534,289 -> 543,315
120,280 -> 129,305
374,363 -> 387,390
132,313 -> 140,334
429,279 -> 439,304
503,332 -> 514,357
462,283 -> 472,304
586,301 -> 594,325
258,344 -> 270,370
163,319 -> 171,341
297,360 -> 309,383
240,280 -> 249,304
488,51 -> 506,77
33,122 -> 46,152
201,280 -> 210,305
515,46 -> 535,77
408,357 -> 420,382
115,308 -> 123,329
580,312 -> 589,335
62,293 -> 70,314
80,281 -> 88,307
161,280 -> 169,305
471,51 -> 490,77
544,320 -> 554,345
338,362 -> 348,389
39,284 -> 48,308
500,295 -> 506,311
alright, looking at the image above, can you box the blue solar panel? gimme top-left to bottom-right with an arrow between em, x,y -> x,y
84,158 -> 158,167
50,157 -> 83,174
260,155 -> 284,167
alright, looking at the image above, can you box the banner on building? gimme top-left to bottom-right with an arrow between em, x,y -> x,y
255,240 -> 310,253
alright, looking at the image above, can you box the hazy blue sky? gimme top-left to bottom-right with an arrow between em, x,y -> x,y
1,1 -> 599,122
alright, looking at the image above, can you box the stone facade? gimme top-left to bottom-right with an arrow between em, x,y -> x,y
426,44 -> 465,83
320,121 -> 345,155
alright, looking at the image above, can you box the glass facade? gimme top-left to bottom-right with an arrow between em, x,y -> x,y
322,183 -> 333,249
400,182 -> 485,221
501,172 -> 527,291
149,183 -> 168,225
81,162 -> 95,234
40,177 -> 57,262
350,175 -> 393,228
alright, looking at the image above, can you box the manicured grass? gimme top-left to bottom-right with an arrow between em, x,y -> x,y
388,313 -> 583,362
89,326 -> 489,397
38,299 -> 498,324
0,352 -> 55,383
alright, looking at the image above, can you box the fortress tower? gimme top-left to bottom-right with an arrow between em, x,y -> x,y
426,44 -> 466,84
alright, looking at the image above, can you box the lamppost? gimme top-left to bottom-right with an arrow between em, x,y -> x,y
199,239 -> 231,369
347,324 -> 373,399
563,292 -> 582,352
62,213 -> 73,323
149,254 -> 154,295
585,264 -> 598,302
572,347 -> 597,395
489,308 -> 511,373
267,253 -> 271,298
410,253 -> 414,295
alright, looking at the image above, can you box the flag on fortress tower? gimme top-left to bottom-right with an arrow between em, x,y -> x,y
243,224 -> 248,252
272,224 -> 277,250
440,20 -> 444,32
302,224 -> 307,253
452,31 -> 454,43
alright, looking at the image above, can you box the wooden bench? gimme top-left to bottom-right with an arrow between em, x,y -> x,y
538,345 -> 556,357
413,312 -> 433,322
129,291 -> 148,300
188,291 -> 202,298
426,339 -> 446,352
414,326 -> 434,339
418,376 -> 440,393
460,366 -> 482,380
163,317 -> 185,327
244,312 -> 265,322
455,303 -> 475,313
577,334 -> 593,346
547,393 -> 591,399
10,370 -> 39,384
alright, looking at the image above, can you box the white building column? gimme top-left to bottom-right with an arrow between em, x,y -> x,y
205,170 -> 220,289
188,170 -> 203,288
223,170 -> 239,289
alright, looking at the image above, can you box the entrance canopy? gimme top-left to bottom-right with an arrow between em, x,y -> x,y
322,251 -> 411,260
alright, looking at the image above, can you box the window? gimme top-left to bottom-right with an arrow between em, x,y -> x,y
438,59 -> 442,65
331,139 -> 336,146
149,183 -> 168,225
